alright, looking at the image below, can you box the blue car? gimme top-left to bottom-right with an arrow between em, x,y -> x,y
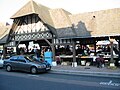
3,55 -> 51,74
29,55 -> 51,71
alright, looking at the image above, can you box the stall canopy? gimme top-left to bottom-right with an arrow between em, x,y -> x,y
96,40 -> 118,45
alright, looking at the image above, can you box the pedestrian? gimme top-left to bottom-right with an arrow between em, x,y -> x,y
96,55 -> 105,68
36,49 -> 40,61
33,46 -> 37,55
56,56 -> 61,65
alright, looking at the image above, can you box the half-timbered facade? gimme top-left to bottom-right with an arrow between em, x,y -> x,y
14,14 -> 52,41
5,0 -> 77,60
7,0 -> 55,49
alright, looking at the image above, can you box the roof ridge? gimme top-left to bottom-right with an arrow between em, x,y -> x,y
11,0 -> 37,19
30,0 -> 35,13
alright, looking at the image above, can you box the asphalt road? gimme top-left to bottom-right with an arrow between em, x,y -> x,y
0,69 -> 120,90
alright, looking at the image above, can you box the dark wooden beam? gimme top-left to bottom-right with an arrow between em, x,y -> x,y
3,45 -> 6,59
72,40 -> 76,62
52,38 -> 55,61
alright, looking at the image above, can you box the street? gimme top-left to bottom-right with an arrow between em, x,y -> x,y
0,69 -> 120,90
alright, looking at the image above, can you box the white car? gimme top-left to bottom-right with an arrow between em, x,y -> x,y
0,55 -> 4,68
0,59 -> 3,68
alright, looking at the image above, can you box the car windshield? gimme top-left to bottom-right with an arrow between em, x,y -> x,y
24,56 -> 34,62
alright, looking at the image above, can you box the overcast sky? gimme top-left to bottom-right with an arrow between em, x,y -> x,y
0,0 -> 120,24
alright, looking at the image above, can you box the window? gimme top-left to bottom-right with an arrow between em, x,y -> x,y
10,56 -> 18,61
18,59 -> 26,63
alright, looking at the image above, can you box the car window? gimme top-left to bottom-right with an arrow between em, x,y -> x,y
24,56 -> 34,62
10,59 -> 18,61
18,59 -> 26,63
10,56 -> 18,59
18,56 -> 25,59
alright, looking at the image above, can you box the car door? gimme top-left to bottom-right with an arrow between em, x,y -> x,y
17,59 -> 27,71
9,58 -> 20,70
17,57 -> 32,72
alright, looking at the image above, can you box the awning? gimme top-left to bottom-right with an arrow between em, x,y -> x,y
96,40 -> 118,45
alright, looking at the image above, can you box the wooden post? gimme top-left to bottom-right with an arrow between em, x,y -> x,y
109,38 -> 115,67
3,45 -> 6,59
16,41 -> 20,55
52,38 -> 55,61
110,41 -> 114,62
94,42 -> 97,56
93,38 -> 97,56
118,39 -> 120,60
25,42 -> 29,54
73,40 -> 76,62
72,39 -> 77,67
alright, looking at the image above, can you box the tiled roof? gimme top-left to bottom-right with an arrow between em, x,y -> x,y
10,0 -> 120,38
69,8 -> 120,37
0,24 -> 11,44
11,0 -> 72,29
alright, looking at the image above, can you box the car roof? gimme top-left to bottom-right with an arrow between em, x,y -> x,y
10,55 -> 25,59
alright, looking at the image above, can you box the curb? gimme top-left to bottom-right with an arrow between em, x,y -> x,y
50,69 -> 120,78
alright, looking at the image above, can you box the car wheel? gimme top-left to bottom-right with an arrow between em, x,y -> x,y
31,67 -> 37,74
6,65 -> 12,72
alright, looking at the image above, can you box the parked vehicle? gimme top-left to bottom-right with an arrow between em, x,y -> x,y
0,50 -> 3,55
3,55 -> 51,74
29,55 -> 51,71
0,59 -> 3,68
0,55 -> 4,68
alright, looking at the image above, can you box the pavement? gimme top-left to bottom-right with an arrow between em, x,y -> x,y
51,65 -> 120,78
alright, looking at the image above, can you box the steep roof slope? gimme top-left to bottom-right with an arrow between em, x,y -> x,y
11,0 -> 72,29
69,8 -> 120,37
10,0 -> 120,38
11,0 -> 36,18
49,8 -> 72,29
0,24 -> 11,44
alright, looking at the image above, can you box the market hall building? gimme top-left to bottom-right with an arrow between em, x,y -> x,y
0,0 -> 120,66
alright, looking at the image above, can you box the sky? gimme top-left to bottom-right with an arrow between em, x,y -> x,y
0,0 -> 120,25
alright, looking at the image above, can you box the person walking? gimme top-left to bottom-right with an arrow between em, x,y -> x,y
96,55 -> 105,68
